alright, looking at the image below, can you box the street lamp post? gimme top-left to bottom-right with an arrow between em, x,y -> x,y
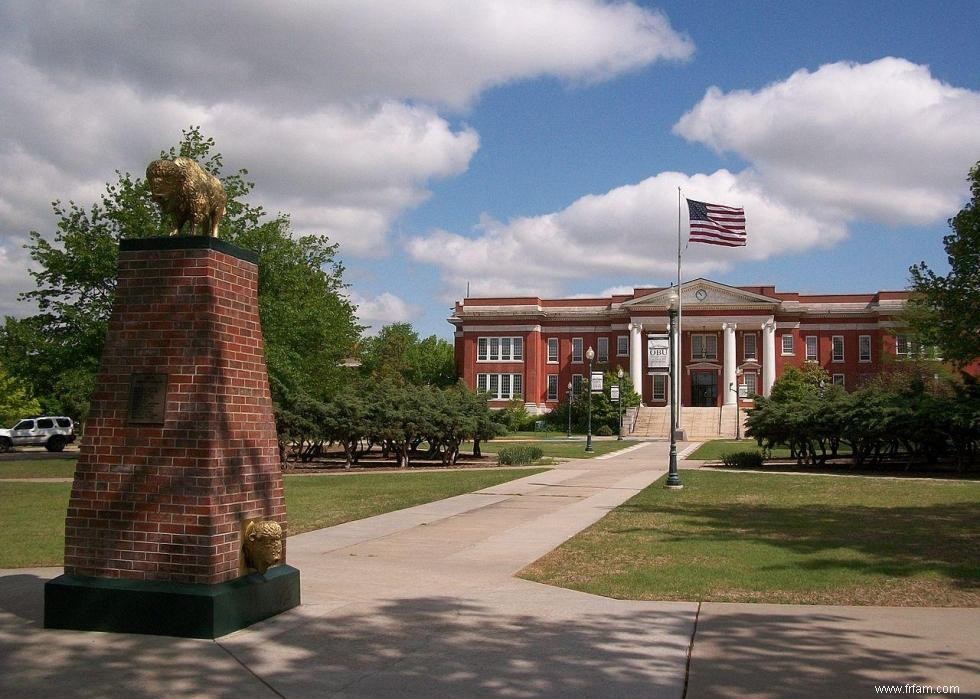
585,346 -> 595,453
566,380 -> 573,439
666,291 -> 683,489
616,366 -> 624,440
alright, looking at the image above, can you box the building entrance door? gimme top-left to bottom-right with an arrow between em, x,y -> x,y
691,372 -> 718,407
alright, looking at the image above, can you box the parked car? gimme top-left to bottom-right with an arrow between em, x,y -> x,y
0,416 -> 75,452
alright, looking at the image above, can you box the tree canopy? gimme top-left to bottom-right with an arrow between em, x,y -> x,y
0,126 -> 361,417
908,161 -> 980,368
358,322 -> 456,388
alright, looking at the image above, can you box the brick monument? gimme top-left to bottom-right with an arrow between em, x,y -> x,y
45,236 -> 300,638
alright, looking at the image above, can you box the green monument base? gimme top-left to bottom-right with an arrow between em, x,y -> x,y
44,565 -> 300,639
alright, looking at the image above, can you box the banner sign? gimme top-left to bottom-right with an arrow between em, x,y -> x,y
610,385 -> 620,402
738,384 -> 748,398
590,371 -> 603,393
647,335 -> 669,373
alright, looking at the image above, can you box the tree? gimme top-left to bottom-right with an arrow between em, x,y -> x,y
0,126 -> 361,416
359,322 -> 456,387
0,366 -> 42,426
908,161 -> 980,368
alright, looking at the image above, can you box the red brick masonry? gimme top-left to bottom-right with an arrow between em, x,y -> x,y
64,239 -> 287,585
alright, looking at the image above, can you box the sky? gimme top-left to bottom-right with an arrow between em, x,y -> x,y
1,0 -> 979,339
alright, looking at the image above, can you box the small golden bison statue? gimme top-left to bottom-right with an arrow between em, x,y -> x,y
146,156 -> 227,237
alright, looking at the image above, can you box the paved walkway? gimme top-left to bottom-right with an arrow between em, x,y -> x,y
1,443 -> 978,698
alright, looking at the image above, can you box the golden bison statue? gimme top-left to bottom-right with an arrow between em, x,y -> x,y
146,156 -> 227,237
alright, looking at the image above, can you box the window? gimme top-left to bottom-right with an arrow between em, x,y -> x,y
896,334 -> 918,358
805,336 -> 818,362
476,373 -> 523,400
781,334 -> 794,355
571,338 -> 584,363
547,337 -> 559,363
743,373 -> 758,397
652,374 -> 667,401
571,374 -> 584,398
859,335 -> 872,362
13,420 -> 33,431
36,418 -> 53,429
547,374 -> 559,401
691,334 -> 718,360
833,373 -> 845,387
743,333 -> 757,361
597,337 -> 609,363
617,335 -> 629,356
832,335 -> 844,362
477,336 -> 523,362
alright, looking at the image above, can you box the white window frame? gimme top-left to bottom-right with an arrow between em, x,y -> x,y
805,335 -> 818,362
896,334 -> 917,358
597,337 -> 609,363
617,335 -> 629,357
652,373 -> 667,401
859,335 -> 872,363
477,336 -> 524,362
691,333 -> 718,361
832,373 -> 845,388
476,373 -> 524,400
571,337 -> 584,363
831,335 -> 844,363
547,374 -> 559,401
547,337 -> 559,364
743,333 -> 757,361
781,334 -> 794,356
744,372 -> 758,397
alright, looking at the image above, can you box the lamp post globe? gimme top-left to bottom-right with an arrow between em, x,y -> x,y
585,346 -> 595,453
666,290 -> 683,489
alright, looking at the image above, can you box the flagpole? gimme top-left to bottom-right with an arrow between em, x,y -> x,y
676,187 -> 683,427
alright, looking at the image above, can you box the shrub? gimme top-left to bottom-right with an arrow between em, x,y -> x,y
721,451 -> 764,469
595,425 -> 614,436
497,445 -> 544,465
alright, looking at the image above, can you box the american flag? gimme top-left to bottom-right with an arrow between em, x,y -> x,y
687,199 -> 746,247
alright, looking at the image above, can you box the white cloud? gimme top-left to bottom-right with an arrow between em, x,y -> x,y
408,169 -> 845,298
351,292 -> 422,333
1,0 -> 693,110
0,1 -> 692,309
674,57 -> 980,224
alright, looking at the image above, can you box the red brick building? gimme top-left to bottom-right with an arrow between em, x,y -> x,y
450,278 -> 919,412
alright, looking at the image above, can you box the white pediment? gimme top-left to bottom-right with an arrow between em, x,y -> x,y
622,278 -> 779,309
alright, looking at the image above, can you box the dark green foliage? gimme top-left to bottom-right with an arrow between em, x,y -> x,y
595,425 -> 614,437
746,363 -> 980,469
358,322 -> 456,388
908,161 -> 980,368
494,399 -> 536,432
721,451 -> 764,469
276,379 -> 501,468
496,445 -> 544,465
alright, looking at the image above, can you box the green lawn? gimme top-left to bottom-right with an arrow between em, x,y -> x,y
477,439 -> 638,459
0,468 -> 546,568
285,468 -> 545,534
519,470 -> 980,607
0,482 -> 72,567
0,459 -> 78,479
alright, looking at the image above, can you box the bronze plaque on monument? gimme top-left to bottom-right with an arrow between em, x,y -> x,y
127,373 -> 168,425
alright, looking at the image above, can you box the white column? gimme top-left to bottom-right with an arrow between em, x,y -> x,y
723,322 -> 737,405
629,322 -> 643,397
763,318 -> 776,397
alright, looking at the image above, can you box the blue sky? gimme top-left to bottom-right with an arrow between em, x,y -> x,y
1,1 -> 978,338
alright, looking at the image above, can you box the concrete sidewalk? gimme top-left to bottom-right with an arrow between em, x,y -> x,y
1,443 -> 977,698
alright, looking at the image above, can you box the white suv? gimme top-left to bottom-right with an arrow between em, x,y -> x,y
0,416 -> 75,452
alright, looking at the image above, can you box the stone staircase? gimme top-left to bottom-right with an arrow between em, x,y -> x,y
630,405 -> 746,439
